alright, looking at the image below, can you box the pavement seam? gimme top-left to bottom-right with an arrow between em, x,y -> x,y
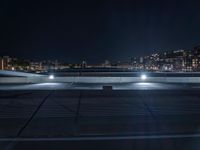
74,91 -> 82,123
16,90 -> 54,137
2,91 -> 54,150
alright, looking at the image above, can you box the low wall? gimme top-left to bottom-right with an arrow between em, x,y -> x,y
0,76 -> 200,83
0,77 -> 28,83
0,70 -> 44,77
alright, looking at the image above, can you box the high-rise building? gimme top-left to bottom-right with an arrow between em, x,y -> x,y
192,45 -> 200,71
0,57 -> 4,70
0,56 -> 12,70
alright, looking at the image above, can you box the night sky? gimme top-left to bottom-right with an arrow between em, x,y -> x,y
1,0 -> 200,63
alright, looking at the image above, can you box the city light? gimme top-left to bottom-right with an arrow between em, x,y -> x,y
49,75 -> 54,79
141,74 -> 147,80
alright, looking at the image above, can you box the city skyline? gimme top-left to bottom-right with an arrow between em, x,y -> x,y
0,44 -> 199,64
1,45 -> 200,72
0,45 -> 197,63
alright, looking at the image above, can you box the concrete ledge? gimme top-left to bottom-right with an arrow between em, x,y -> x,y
0,70 -> 44,77
0,76 -> 200,83
0,77 -> 28,83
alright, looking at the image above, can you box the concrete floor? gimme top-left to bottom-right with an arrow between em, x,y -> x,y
1,82 -> 200,90
0,89 -> 200,149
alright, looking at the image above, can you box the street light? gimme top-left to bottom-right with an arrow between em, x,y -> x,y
49,75 -> 54,79
141,74 -> 147,80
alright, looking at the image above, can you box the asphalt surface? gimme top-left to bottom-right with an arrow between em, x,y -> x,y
0,88 -> 200,149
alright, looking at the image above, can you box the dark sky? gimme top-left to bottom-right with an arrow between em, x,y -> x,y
0,0 -> 200,63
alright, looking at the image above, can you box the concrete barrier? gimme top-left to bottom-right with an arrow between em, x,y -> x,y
0,76 -> 200,83
0,70 -> 44,77
0,77 -> 28,83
